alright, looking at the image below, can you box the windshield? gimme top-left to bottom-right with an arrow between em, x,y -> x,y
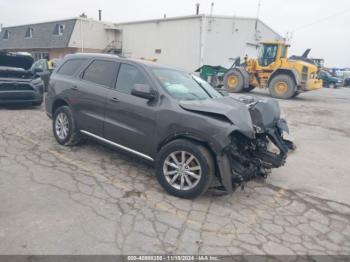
257,44 -> 278,66
151,67 -> 222,101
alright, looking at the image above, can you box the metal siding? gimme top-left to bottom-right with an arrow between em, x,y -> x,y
68,20 -> 120,50
203,17 -> 282,68
116,18 -> 201,71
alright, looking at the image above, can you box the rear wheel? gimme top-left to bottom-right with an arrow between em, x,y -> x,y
53,106 -> 82,146
156,139 -> 214,199
223,70 -> 244,93
268,74 -> 296,99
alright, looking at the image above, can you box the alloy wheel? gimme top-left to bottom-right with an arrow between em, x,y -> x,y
55,112 -> 69,140
163,151 -> 202,190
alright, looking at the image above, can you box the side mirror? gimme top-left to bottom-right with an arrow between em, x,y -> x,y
131,84 -> 157,100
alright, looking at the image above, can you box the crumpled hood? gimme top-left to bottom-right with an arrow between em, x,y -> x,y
0,52 -> 34,70
179,95 -> 282,138
179,96 -> 255,138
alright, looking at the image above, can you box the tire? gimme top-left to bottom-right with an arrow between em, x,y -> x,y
242,85 -> 255,93
268,74 -> 296,99
53,105 -> 82,146
223,69 -> 244,93
156,139 -> 214,199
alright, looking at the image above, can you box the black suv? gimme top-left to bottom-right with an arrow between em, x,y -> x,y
46,53 -> 294,199
0,52 -> 44,106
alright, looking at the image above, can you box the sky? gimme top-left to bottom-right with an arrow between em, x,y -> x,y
0,0 -> 349,67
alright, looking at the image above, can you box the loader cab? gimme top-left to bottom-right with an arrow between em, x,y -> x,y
257,42 -> 289,67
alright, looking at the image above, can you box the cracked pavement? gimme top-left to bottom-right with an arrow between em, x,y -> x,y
0,88 -> 350,255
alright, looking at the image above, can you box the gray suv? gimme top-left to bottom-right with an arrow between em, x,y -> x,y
46,53 -> 294,199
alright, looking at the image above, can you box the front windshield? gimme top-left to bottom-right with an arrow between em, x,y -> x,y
257,44 -> 278,66
151,67 -> 222,101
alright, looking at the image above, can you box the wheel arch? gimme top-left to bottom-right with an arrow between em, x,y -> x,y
157,133 -> 218,157
52,98 -> 70,116
268,68 -> 300,86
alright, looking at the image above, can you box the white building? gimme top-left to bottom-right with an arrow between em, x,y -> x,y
0,14 -> 282,71
115,15 -> 282,71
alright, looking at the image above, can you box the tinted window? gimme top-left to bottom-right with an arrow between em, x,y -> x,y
82,60 -> 117,87
115,64 -> 149,94
57,59 -> 87,76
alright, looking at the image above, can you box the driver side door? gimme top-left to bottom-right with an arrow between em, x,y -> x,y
104,63 -> 158,159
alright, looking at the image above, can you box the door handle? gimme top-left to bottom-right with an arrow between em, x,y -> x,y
110,97 -> 120,102
71,85 -> 78,90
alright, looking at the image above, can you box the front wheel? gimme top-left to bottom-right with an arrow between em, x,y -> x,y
268,74 -> 296,99
223,70 -> 244,93
156,139 -> 214,199
53,106 -> 82,146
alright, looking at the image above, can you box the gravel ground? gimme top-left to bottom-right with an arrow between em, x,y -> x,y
0,88 -> 349,255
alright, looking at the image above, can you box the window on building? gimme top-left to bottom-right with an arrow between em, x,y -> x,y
25,27 -> 34,38
32,52 -> 49,61
155,49 -> 162,54
53,24 -> 64,36
82,60 -> 117,87
3,30 -> 10,39
115,64 -> 149,95
57,59 -> 87,76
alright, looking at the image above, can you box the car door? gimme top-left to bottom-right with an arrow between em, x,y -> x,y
75,59 -> 118,136
104,63 -> 158,158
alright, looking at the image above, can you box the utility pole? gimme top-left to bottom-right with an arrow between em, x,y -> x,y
255,0 -> 262,30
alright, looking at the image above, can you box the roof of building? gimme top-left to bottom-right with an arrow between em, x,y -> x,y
0,19 -> 77,50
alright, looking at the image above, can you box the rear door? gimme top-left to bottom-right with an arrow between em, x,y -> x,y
74,59 -> 118,136
104,63 -> 158,158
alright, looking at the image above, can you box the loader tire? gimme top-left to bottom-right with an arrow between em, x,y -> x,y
224,70 -> 244,93
268,74 -> 296,99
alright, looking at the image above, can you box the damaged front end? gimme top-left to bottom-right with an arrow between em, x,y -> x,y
217,95 -> 295,192
224,120 -> 294,186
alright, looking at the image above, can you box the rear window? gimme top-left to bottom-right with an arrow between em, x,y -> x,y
57,59 -> 87,76
82,60 -> 117,87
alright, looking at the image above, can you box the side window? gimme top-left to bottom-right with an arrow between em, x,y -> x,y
57,59 -> 87,76
82,60 -> 117,87
115,64 -> 149,94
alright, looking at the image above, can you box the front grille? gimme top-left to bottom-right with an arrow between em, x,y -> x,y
0,83 -> 33,91
302,66 -> 308,81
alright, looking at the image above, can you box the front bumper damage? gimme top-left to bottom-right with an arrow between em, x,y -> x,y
217,119 -> 294,193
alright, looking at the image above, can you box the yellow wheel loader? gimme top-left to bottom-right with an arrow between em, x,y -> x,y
223,41 -> 323,99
